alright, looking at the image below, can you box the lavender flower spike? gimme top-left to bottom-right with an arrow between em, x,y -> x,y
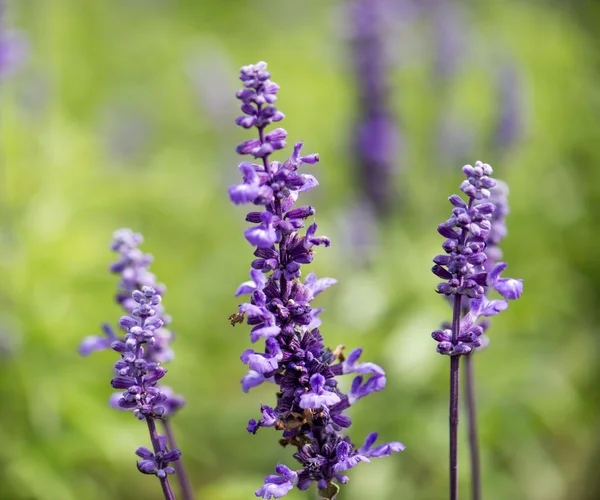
80,230 -> 194,500
111,286 -> 180,499
80,229 -> 184,414
432,165 -> 522,356
229,62 -> 403,499
431,161 -> 522,500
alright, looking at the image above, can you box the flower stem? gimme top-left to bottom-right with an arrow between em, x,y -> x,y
449,293 -> 462,500
147,416 -> 177,500
162,419 -> 195,500
464,353 -> 481,500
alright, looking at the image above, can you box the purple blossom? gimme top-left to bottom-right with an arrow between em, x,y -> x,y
358,432 -> 406,458
79,229 -> 184,415
110,285 -> 182,495
256,465 -> 298,499
245,211 -> 278,248
230,62 -> 403,499
431,161 -> 522,356
432,162 -> 523,499
299,374 -> 341,410
488,262 -> 523,300
342,348 -> 385,376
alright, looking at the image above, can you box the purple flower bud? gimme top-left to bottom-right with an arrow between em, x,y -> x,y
432,330 -> 451,342
236,116 -> 256,129
265,128 -> 287,141
111,376 -> 136,389
448,194 -> 467,208
119,316 -> 137,330
236,139 -> 261,155
236,89 -> 255,101
437,224 -> 461,239
285,206 -> 315,219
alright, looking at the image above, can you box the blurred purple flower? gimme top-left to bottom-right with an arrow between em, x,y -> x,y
347,0 -> 401,216
79,229 -> 184,416
429,0 -> 468,82
0,3 -> 28,80
493,61 -> 525,151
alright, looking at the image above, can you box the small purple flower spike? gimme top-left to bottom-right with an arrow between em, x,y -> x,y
431,161 -> 522,356
80,230 -> 194,500
229,62 -> 403,499
432,161 -> 522,500
111,286 -> 181,498
79,229 -> 184,413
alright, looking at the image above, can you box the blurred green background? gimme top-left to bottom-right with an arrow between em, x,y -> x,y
2,0 -> 600,499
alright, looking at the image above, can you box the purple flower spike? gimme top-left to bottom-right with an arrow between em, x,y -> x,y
431,162 -> 523,356
229,62 -> 403,498
79,229 -> 183,405
432,161 -> 522,500
109,285 -> 183,494
80,230 -> 191,499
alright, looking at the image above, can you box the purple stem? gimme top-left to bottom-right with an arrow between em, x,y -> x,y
147,416 -> 177,500
162,419 -> 195,500
464,353 -> 481,500
450,294 -> 462,500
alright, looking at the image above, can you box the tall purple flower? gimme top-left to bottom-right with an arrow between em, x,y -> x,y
80,229 -> 184,414
348,0 -> 400,216
80,230 -> 194,500
111,285 -> 181,499
229,62 -> 404,499
431,161 -> 522,500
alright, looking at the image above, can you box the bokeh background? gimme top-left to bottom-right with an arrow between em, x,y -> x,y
1,0 -> 599,499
